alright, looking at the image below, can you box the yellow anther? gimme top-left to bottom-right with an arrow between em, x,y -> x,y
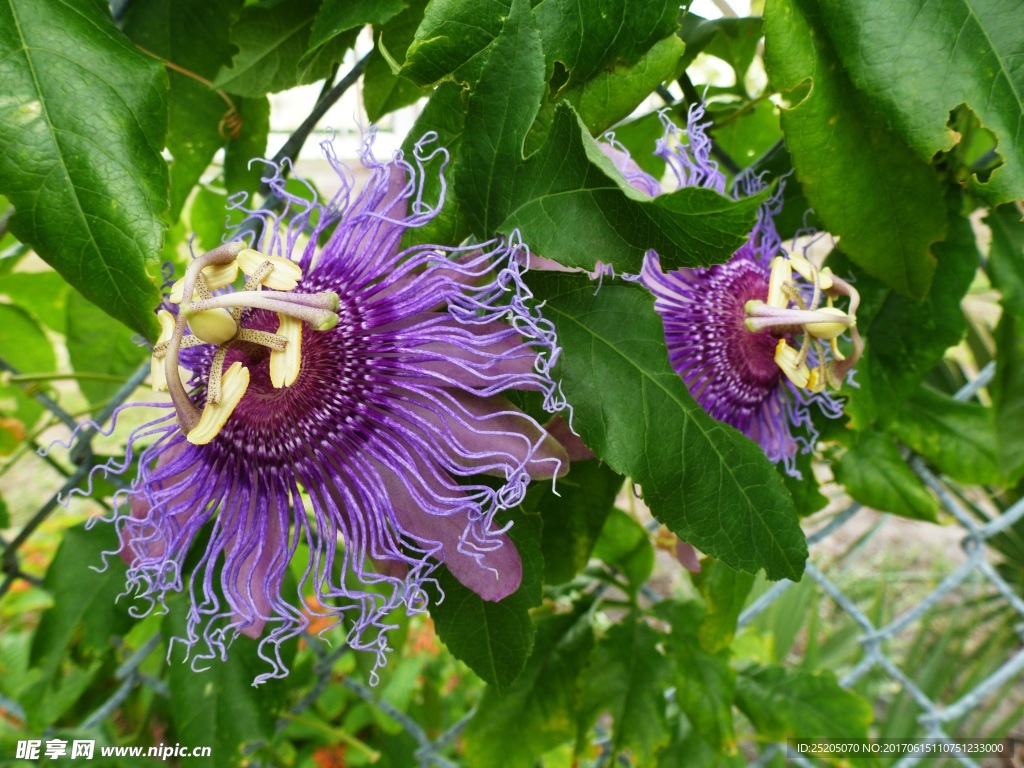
805,307 -> 852,340
169,262 -> 240,303
238,248 -> 303,291
187,307 -> 237,345
775,339 -> 811,389
807,367 -> 825,393
151,310 -> 177,391
766,257 -> 792,308
187,362 -> 250,445
817,266 -> 835,291
270,314 -> 303,388
201,261 -> 240,290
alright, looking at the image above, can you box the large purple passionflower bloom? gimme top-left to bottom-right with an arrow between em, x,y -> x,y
89,135 -> 569,681
611,107 -> 861,476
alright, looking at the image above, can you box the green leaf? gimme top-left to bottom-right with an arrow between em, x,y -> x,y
66,289 -> 147,407
993,314 -> 1024,485
735,664 -> 872,739
0,303 -> 56,429
0,495 -> 8,528
813,0 -> 1024,203
296,26 -> 359,86
0,269 -> 69,334
462,598 -> 596,768
533,0 -> 678,89
454,0 -> 545,237
692,558 -> 755,654
656,600 -> 737,755
402,0 -> 510,86
839,203 -> 977,427
577,612 -> 672,764
0,0 -> 167,340
508,106 -> 767,273
213,0 -> 320,97
988,204 -> 1024,318
764,0 -> 947,299
403,0 -> 678,89
427,510 -> 542,690
534,459 -> 622,584
592,508 -> 655,591
363,0 -> 427,122
310,0 -> 405,49
225,97 -> 271,195
165,596 -> 294,768
988,204 -> 1024,483
888,385 -> 1002,486
124,0 -> 244,221
566,35 -> 685,136
25,524 -> 133,727
833,431 -> 939,522
532,273 -> 806,580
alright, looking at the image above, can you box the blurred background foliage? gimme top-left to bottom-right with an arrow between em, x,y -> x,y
0,0 -> 1022,765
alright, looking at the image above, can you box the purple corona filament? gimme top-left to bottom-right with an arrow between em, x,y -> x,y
70,132 -> 571,683
626,106 -> 857,477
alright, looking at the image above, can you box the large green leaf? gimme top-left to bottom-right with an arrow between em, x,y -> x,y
764,0 -> 947,299
0,269 -> 69,334
165,597 -> 294,768
427,510 -> 542,690
124,0 -> 243,221
577,612 -> 672,764
0,0 -> 167,340
511,105 -> 768,273
533,0 -> 678,89
988,204 -> 1024,483
212,0 -> 321,97
838,204 -> 977,427
833,431 -> 939,522
735,665 -> 872,739
66,289 -> 147,407
534,459 -> 622,584
815,0 -> 1024,203
403,0 -> 677,89
531,273 -> 806,580
362,0 -> 427,123
309,0 -> 405,49
888,385 -> 1002,486
462,598 -> 596,768
454,0 -> 545,237
565,35 -> 685,136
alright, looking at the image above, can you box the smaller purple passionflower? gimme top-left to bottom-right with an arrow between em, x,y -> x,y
612,107 -> 862,476
73,132 -> 572,682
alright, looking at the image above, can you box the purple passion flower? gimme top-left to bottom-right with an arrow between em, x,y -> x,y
87,135 -> 570,682
613,107 -> 862,476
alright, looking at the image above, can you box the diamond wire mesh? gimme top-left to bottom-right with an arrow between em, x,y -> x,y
741,362 -> 1024,767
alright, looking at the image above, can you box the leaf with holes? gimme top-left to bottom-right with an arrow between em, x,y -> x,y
815,0 -> 1024,203
764,0 -> 947,298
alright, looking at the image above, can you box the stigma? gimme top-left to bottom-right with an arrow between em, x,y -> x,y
743,252 -> 862,392
151,241 -> 339,444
